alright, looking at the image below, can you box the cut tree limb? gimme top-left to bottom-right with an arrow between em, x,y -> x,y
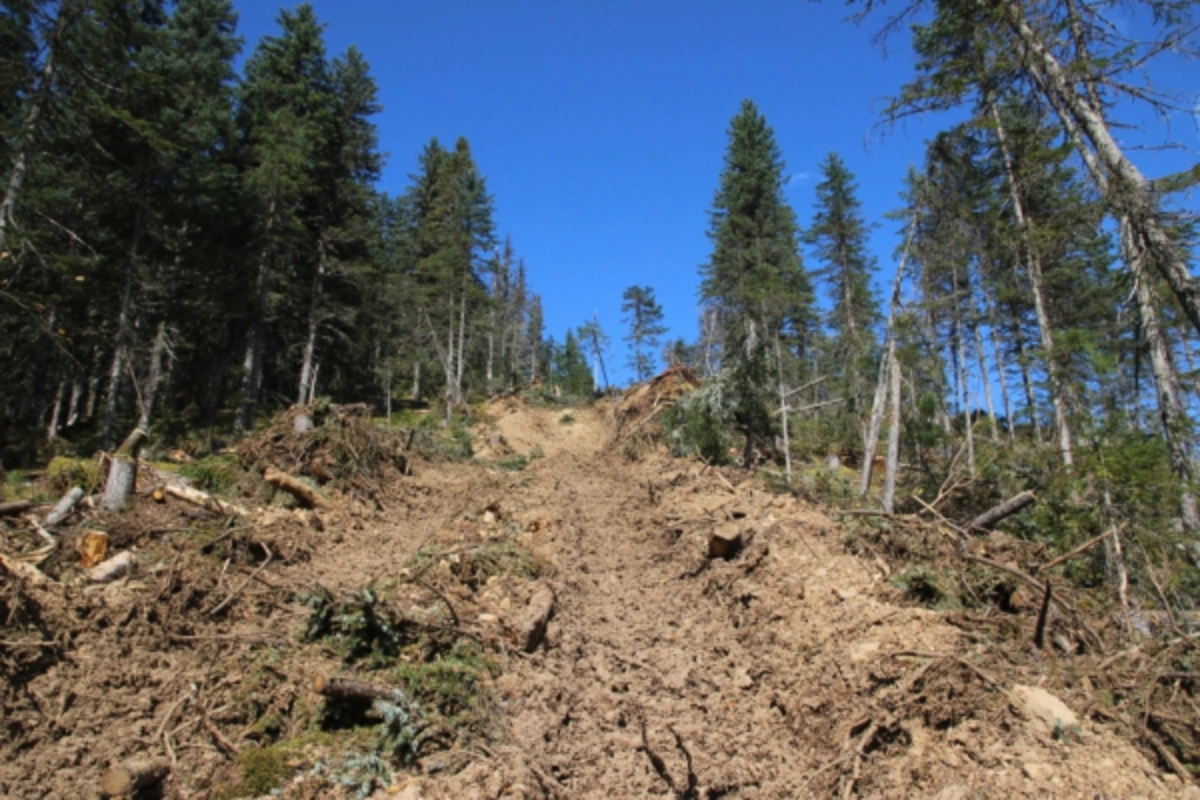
518,585 -> 555,652
100,757 -> 170,798
101,427 -> 148,512
968,491 -> 1036,531
263,466 -> 332,509
0,551 -> 53,585
44,486 -> 84,526
314,674 -> 405,703
88,550 -> 134,582
163,484 -> 248,517
0,500 -> 32,517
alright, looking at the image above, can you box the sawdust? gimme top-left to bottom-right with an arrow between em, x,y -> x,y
0,400 -> 1193,798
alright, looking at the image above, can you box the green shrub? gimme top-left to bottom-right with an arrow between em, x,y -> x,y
665,372 -> 733,463
178,454 -> 242,493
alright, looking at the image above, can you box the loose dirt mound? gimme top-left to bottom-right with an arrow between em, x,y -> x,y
614,365 -> 702,441
1,402 -> 1194,798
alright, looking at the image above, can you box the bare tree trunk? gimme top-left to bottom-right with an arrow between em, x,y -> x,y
986,291 -> 1016,444
237,202 -> 275,437
411,359 -> 421,401
455,283 -> 468,404
1009,312 -> 1042,442
297,237 -> 327,405
952,270 -> 976,476
136,320 -> 169,431
973,319 -> 998,442
882,345 -> 902,513
65,379 -> 81,428
46,381 -> 64,443
860,217 -> 914,496
1124,215 -> 1199,532
102,219 -> 141,450
991,101 -> 1072,466
775,334 -> 792,484
1001,0 -> 1200,338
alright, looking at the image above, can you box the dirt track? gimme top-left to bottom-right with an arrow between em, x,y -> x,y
1,399 -> 1193,798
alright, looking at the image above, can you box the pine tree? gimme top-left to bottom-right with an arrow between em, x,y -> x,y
621,285 -> 667,382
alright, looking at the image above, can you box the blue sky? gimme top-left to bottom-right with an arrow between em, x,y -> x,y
230,0 -> 1199,385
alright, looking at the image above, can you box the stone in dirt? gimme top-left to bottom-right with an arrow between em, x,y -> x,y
1011,684 -> 1079,735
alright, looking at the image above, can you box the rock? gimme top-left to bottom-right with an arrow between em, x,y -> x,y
1021,761 -> 1054,781
1011,684 -> 1079,735
517,585 -> 555,652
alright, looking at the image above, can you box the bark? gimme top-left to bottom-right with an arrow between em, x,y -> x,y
101,219 -> 141,450
313,675 -> 406,704
46,380 -> 64,442
972,319 -> 998,441
101,427 -> 147,512
1125,216 -> 1200,532
952,266 -> 976,476
237,201 -> 276,437
999,0 -> 1200,338
44,486 -> 84,526
297,235 -> 327,405
0,500 -> 32,518
985,291 -> 1016,444
263,466 -> 333,510
968,490 -> 1037,531
65,380 -> 81,428
100,757 -> 170,798
136,321 -> 169,431
990,101 -> 1073,466
163,484 -> 248,517
411,359 -> 421,401
881,346 -> 902,514
88,550 -> 134,583
860,218 -> 914,496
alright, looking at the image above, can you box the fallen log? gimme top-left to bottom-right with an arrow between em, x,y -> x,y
0,551 -> 53,585
163,484 -> 248,517
263,466 -> 332,509
0,500 -> 32,518
968,490 -> 1036,532
314,674 -> 404,704
100,756 -> 170,797
517,585 -> 555,652
44,486 -> 84,526
101,428 -> 148,512
88,550 -> 134,583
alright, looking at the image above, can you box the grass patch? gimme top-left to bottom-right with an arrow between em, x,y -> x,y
45,456 -> 103,493
178,453 -> 243,493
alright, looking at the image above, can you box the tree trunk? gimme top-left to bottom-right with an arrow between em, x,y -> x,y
411,359 -> 421,401
298,236 -> 327,405
101,219 -> 141,450
1000,0 -> 1200,338
990,101 -> 1072,466
973,319 -> 998,442
860,216 -> 914,496
65,379 -> 82,427
237,201 -> 275,437
775,335 -> 791,485
881,344 -> 902,514
952,271 -> 976,476
137,321 -> 169,431
1124,216 -> 1200,532
985,290 -> 1016,444
102,427 -> 147,512
46,381 -> 64,443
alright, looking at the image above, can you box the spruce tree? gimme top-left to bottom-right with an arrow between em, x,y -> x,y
701,99 -> 814,465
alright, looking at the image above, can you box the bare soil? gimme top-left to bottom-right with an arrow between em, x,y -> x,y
1,399 -> 1195,799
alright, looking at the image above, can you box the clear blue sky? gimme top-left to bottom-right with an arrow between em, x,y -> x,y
230,0 -> 1199,385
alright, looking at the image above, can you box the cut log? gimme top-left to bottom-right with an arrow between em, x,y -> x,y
77,530 -> 109,568
968,491 -> 1037,531
293,414 -> 314,433
101,428 -> 148,512
88,550 -> 134,582
0,500 -> 32,518
44,486 -> 84,526
517,585 -> 555,652
314,674 -> 404,703
100,757 -> 170,797
708,523 -> 743,560
263,466 -> 332,509
163,484 -> 248,517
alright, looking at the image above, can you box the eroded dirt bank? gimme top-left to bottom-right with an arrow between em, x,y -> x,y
0,399 -> 1193,799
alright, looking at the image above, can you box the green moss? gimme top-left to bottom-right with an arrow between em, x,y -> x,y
46,456 -> 102,493
178,454 -> 242,493
395,639 -> 499,725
